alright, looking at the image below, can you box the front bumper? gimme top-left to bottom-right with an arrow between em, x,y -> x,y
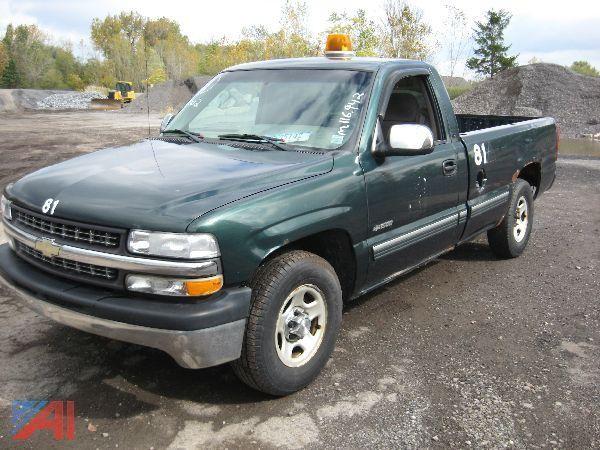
0,244 -> 251,369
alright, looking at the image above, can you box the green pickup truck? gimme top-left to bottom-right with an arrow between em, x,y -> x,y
0,54 -> 557,395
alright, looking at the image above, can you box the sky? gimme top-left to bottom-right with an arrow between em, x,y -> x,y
1,0 -> 600,77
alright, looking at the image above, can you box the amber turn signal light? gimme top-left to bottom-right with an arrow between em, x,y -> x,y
185,275 -> 223,296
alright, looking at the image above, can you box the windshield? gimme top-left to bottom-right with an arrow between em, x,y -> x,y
116,82 -> 130,93
166,69 -> 373,151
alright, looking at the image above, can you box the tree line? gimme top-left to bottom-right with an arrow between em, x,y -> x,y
0,1 -> 597,91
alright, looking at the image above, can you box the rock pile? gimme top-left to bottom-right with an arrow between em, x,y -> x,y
0,89 -> 69,112
452,63 -> 600,138
36,91 -> 104,110
126,76 -> 213,114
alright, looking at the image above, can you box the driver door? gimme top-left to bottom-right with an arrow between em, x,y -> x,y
362,73 -> 462,286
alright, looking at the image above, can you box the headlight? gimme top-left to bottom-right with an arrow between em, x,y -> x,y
128,230 -> 219,259
126,274 -> 223,296
1,195 -> 11,221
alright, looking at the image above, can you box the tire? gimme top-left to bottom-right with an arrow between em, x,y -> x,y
232,250 -> 342,396
487,179 -> 534,258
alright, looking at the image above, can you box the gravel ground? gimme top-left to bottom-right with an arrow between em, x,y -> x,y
0,111 -> 598,449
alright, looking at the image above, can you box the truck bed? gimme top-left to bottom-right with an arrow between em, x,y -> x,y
456,115 -> 557,241
456,114 -> 537,133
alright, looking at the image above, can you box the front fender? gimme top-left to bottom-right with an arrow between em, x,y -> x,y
187,153 -> 368,286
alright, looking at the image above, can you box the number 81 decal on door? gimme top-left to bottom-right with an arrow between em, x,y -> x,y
473,143 -> 488,166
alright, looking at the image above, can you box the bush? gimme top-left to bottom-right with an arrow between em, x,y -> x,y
39,67 -> 67,89
66,73 -> 85,91
447,84 -> 473,100
570,61 -> 599,77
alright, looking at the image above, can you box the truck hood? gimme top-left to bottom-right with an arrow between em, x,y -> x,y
8,139 -> 334,231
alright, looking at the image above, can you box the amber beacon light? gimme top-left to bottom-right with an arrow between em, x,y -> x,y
324,34 -> 355,59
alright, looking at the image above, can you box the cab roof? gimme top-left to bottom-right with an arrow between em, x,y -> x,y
226,56 -> 433,72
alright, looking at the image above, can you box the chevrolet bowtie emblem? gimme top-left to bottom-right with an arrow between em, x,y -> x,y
34,238 -> 61,258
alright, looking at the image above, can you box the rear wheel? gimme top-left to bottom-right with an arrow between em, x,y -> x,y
487,179 -> 534,258
232,250 -> 342,396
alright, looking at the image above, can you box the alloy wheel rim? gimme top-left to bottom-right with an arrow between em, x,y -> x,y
513,196 -> 529,243
275,284 -> 327,367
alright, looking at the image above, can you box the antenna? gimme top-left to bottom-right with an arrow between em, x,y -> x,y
144,37 -> 151,138
143,32 -> 163,178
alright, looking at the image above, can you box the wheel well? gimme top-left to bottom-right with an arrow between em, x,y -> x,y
259,230 -> 357,302
518,163 -> 541,198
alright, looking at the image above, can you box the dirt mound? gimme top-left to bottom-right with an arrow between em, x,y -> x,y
126,75 -> 213,114
452,63 -> 600,138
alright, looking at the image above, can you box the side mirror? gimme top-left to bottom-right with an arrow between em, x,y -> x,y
160,113 -> 174,133
387,124 -> 434,156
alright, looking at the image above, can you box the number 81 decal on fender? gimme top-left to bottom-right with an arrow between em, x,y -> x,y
473,143 -> 488,166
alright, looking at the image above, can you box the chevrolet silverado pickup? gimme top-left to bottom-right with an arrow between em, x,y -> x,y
0,43 -> 557,395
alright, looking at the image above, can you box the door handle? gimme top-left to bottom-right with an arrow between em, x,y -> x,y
442,159 -> 457,176
476,169 -> 488,189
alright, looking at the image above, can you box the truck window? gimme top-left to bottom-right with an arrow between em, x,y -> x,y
381,76 -> 443,143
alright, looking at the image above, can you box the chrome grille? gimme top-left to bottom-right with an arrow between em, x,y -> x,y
17,242 -> 118,280
13,208 -> 120,248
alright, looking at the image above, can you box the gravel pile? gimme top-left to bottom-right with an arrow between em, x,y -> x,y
0,89 -> 70,112
452,63 -> 600,138
36,91 -> 104,110
126,76 -> 213,114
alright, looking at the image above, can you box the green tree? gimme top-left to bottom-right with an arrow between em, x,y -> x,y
2,24 -> 14,49
145,18 -> 196,80
0,42 -> 7,76
277,0 -> 319,58
1,58 -> 20,88
379,0 -> 432,60
80,58 -> 114,87
467,9 -> 517,78
7,24 -> 55,88
328,9 -> 379,56
91,11 -> 148,88
570,60 -> 599,77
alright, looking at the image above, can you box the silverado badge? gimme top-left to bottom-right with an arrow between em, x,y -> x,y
35,239 -> 61,258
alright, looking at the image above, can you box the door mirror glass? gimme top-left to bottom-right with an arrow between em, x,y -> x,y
160,113 -> 174,133
388,124 -> 434,155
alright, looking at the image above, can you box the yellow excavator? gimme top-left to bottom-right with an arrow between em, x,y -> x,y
91,81 -> 135,109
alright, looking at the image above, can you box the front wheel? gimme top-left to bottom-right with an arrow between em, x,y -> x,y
487,178 -> 534,258
232,250 -> 342,396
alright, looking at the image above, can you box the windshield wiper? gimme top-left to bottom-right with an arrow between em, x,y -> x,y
162,129 -> 204,144
217,133 -> 290,151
